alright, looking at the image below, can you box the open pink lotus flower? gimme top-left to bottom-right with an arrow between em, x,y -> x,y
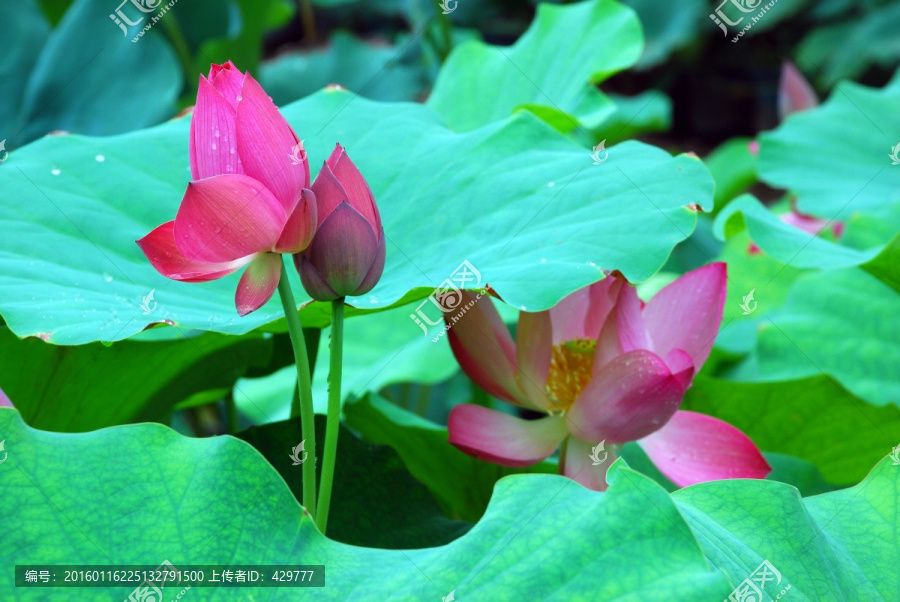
137,61 -> 316,316
446,263 -> 770,491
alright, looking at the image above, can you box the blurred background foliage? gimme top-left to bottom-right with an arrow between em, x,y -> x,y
3,0 -> 899,150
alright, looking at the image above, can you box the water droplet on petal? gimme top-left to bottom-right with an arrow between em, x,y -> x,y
95,155 -> 105,162
51,168 -> 61,176
103,273 -> 113,282
211,143 -> 217,150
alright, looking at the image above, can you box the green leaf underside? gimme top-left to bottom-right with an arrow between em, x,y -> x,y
683,375 -> 900,485
344,393 -> 556,523
0,326 -> 272,433
236,414 -> 472,549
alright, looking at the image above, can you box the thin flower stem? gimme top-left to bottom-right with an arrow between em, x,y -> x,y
160,15 -> 197,96
225,394 -> 238,433
437,4 -> 453,61
316,298 -> 345,534
276,259 -> 317,520
299,0 -> 317,44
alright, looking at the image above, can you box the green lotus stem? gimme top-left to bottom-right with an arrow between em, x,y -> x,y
299,0 -> 317,44
160,15 -> 197,95
225,394 -> 238,433
316,298 -> 345,534
276,259 -> 317,520
438,3 -> 453,61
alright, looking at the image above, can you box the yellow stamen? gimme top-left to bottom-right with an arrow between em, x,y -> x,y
546,338 -> 596,413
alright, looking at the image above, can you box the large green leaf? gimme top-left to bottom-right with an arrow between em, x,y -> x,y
2,0 -> 180,148
710,231 -> 806,357
704,138 -> 758,213
595,90 -> 672,144
426,0 -> 643,132
0,0 -> 50,133
0,90 -> 712,344
0,326 -> 272,433
734,268 -> 900,408
2,408 -> 898,599
683,375 -> 900,485
713,195 -> 899,278
260,31 -> 428,105
237,414 -> 471,548
758,69 -> 900,220
619,0 -> 705,69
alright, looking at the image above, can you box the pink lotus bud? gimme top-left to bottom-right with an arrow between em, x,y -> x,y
137,62 -> 317,316
295,144 -> 385,301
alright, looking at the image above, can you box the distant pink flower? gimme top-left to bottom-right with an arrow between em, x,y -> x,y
778,60 -> 819,121
0,386 -> 13,408
446,264 -> 770,491
294,144 -> 385,301
747,61 -> 818,156
749,199 -> 845,254
137,61 -> 317,316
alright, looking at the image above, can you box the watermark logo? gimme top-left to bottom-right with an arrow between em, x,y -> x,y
110,0 -> 160,34
889,443 -> 900,466
439,0 -> 457,14
588,440 -> 608,465
410,260 -> 485,339
289,141 -> 306,166
0,139 -> 8,164
710,0 -> 777,43
289,440 -> 308,465
889,143 -> 900,166
0,440 -> 7,465
740,289 -> 757,315
126,559 -> 184,602
442,590 -> 457,602
726,559 -> 790,601
140,289 -> 157,315
590,140 -> 609,165
110,0 -> 180,43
